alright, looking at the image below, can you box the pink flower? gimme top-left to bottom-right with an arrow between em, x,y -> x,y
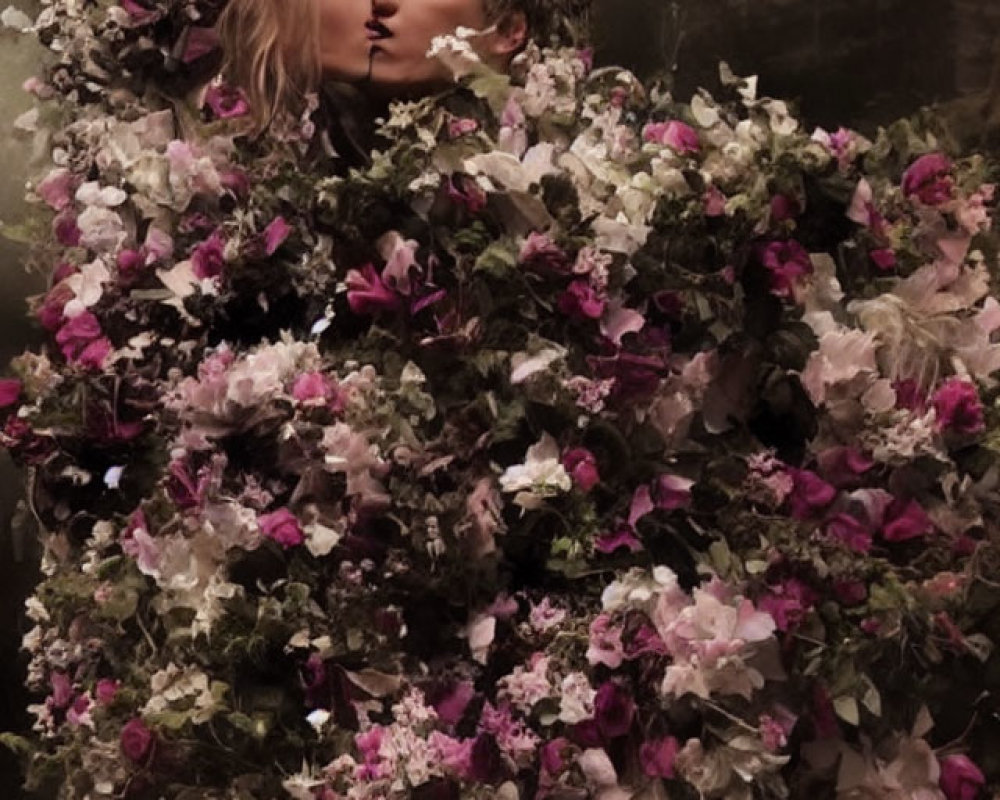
938,754 -> 985,800
120,718 -> 155,764
562,447 -> 600,492
263,216 -> 292,256
902,152 -> 953,206
519,232 -> 571,274
894,378 -> 927,412
36,168 -> 75,211
785,469 -> 835,519
760,240 -> 813,300
95,679 -> 119,706
642,120 -> 700,154
55,311 -> 108,366
53,210 -> 81,246
0,379 -> 22,408
448,117 -> 479,138
204,82 -> 250,119
258,508 -> 305,548
191,230 -> 226,279
50,671 -> 72,708
540,737 -> 572,775
640,737 -> 679,778
291,372 -> 338,407
932,378 -> 985,435
594,681 -> 635,739
558,280 -> 606,319
654,473 -> 694,510
344,264 -> 401,315
703,185 -> 726,216
586,614 -> 624,669
881,498 -> 934,542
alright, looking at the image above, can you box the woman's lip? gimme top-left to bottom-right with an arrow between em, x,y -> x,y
365,19 -> 392,40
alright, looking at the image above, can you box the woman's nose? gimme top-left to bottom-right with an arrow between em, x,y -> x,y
371,0 -> 398,18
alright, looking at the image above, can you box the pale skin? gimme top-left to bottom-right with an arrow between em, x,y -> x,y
318,0 -> 527,95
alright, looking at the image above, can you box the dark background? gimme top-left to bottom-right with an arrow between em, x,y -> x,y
1,0 -> 999,794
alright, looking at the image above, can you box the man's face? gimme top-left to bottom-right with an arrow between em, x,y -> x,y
317,0 -> 375,81
366,0 -> 493,95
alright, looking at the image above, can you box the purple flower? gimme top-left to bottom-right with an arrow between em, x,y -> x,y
938,754 -> 985,800
540,737 -> 571,775
258,508 -> 305,548
640,736 -> 679,778
558,279 -> 606,319
53,210 -> 81,246
120,718 -> 155,764
562,447 -> 600,492
760,240 -> 813,300
191,230 -> 226,280
55,312 -> 110,368
642,120 -> 700,154
469,733 -> 507,784
932,378 -> 985,435
902,153 -> 953,206
345,264 -> 402,315
204,82 -> 250,120
594,681 -> 635,739
881,498 -> 933,542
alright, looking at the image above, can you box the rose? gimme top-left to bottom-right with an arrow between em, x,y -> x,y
938,754 -> 985,800
120,718 -> 155,764
258,508 -> 305,548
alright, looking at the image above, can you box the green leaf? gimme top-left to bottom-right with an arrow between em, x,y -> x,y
833,695 -> 859,726
0,732 -> 33,756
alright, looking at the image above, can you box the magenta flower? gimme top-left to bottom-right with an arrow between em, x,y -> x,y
448,117 -> 479,138
562,447 -> 600,492
345,264 -> 402,315
815,446 -> 873,487
36,168 -> 75,211
642,120 -> 700,154
894,378 -> 927,412
770,194 -> 799,222
594,681 -> 635,739
757,578 -> 817,632
594,524 -> 642,554
832,579 -> 867,607
902,152 -> 953,206
120,718 -> 155,764
785,469 -> 836,519
540,737 -> 571,775
53,210 -> 81,246
263,216 -> 292,256
760,240 -> 813,299
640,736 -> 679,778
445,175 -> 487,214
204,82 -> 250,120
258,508 -> 305,548
95,679 -> 119,706
932,378 -> 985,435
0,379 -> 22,408
55,311 -> 109,367
881,498 -> 934,542
291,372 -> 338,407
938,754 -> 985,800
558,280 -> 606,319
191,230 -> 226,280
653,473 -> 694,510
825,513 -> 873,553
869,248 -> 897,271
119,0 -> 160,24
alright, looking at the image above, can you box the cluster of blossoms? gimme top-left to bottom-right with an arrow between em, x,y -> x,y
2,2 -> 1000,799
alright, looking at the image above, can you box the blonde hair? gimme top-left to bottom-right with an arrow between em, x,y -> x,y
215,0 -> 321,132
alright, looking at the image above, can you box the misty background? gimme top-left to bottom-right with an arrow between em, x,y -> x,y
0,0 -> 998,793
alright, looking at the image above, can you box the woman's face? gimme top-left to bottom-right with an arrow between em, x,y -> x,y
317,0 -> 376,81
366,0 -> 494,95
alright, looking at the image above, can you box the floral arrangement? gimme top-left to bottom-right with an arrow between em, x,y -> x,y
3,2 -> 1000,799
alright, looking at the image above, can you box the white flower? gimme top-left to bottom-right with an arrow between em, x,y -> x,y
558,672 -> 595,724
499,432 -> 571,510
63,258 -> 111,317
